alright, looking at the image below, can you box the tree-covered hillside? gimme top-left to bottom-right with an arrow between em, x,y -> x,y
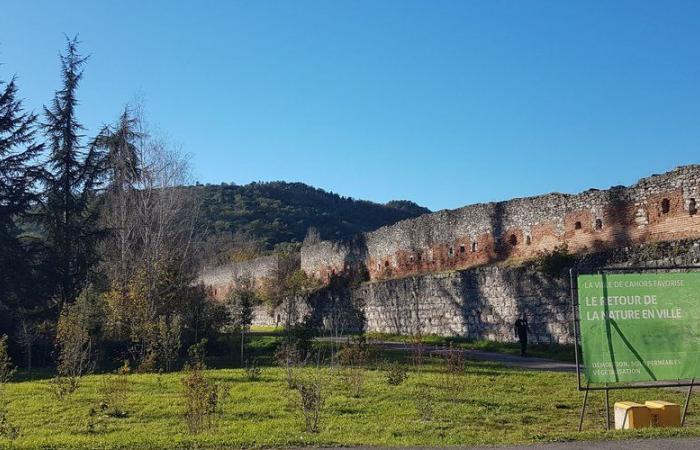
194,181 -> 430,248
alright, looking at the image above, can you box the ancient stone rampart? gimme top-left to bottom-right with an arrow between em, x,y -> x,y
306,239 -> 700,343
302,165 -> 700,282
197,253 -> 300,301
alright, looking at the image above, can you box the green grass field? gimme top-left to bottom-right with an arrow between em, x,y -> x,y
1,339 -> 699,449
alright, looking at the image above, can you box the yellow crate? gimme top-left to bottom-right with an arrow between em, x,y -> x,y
614,401 -> 651,429
645,400 -> 681,428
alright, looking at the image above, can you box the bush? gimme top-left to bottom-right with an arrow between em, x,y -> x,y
441,343 -> 465,389
337,337 -> 370,397
0,408 -> 20,440
383,361 -> 408,386
413,386 -> 434,422
297,376 -> 324,433
181,344 -> 224,435
98,361 -> 130,417
409,333 -> 427,372
275,342 -> 300,389
244,359 -> 262,381
49,375 -> 81,400
85,403 -> 108,434
181,361 -> 219,434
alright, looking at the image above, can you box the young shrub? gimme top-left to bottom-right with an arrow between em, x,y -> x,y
0,408 -> 20,440
98,361 -> 130,417
49,375 -> 81,400
297,376 -> 325,433
413,386 -> 435,422
275,342 -> 300,389
85,403 -> 108,434
409,333 -> 427,372
441,342 -> 466,389
383,360 -> 408,386
244,359 -> 262,382
337,337 -> 369,398
54,295 -> 97,395
181,341 -> 221,434
182,362 -> 217,434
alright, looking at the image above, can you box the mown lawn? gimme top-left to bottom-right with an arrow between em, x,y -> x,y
1,348 -> 700,449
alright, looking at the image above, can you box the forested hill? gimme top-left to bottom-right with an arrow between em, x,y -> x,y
193,181 -> 430,248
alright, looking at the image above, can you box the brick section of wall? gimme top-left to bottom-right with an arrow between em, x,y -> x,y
301,165 -> 700,283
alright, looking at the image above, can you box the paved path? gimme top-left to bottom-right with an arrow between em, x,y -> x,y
377,341 -> 576,372
312,438 -> 700,450
318,337 -> 577,372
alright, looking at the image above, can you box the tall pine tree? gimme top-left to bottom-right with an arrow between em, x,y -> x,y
91,106 -> 143,292
0,74 -> 43,324
41,36 -> 101,310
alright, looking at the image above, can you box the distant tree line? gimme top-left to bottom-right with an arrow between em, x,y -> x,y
194,180 -> 430,265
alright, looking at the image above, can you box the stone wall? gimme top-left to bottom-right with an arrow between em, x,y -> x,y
305,239 -> 700,344
302,165 -> 700,283
197,253 -> 300,301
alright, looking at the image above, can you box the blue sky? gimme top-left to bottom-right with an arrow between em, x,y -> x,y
1,1 -> 699,211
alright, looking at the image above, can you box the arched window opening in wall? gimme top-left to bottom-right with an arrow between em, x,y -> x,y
525,235 -> 532,245
574,221 -> 582,230
508,234 -> 517,246
689,198 -> 697,216
471,242 -> 477,252
409,255 -> 414,262
595,218 -> 603,230
384,260 -> 390,268
417,253 -> 422,261
459,244 -> 465,254
661,198 -> 670,214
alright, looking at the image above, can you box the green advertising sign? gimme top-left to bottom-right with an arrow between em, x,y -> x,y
577,271 -> 700,384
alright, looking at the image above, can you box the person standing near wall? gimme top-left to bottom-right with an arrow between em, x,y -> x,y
514,315 -> 530,357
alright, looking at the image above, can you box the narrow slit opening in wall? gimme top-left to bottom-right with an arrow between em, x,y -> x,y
595,218 -> 603,230
384,260 -> 390,268
690,198 -> 697,216
471,242 -> 477,252
661,198 -> 670,214
525,235 -> 531,245
448,247 -> 454,257
459,244 -> 465,253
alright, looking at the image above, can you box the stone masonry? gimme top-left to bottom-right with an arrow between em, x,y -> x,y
302,165 -> 700,283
